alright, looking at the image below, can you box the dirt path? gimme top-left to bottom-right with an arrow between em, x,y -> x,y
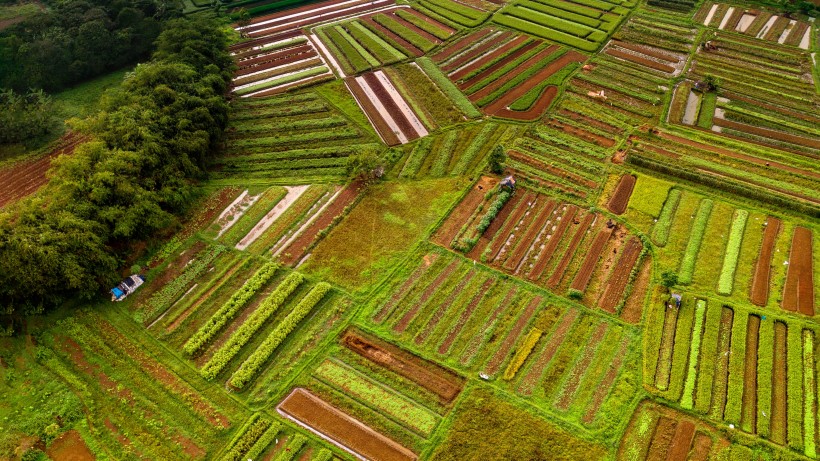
781,226 -> 814,316
741,315 -> 760,432
607,174 -> 637,215
236,185 -> 309,250
749,217 -> 781,306
771,321 -> 787,444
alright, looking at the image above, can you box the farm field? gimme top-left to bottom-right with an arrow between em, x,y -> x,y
1,0 -> 819,459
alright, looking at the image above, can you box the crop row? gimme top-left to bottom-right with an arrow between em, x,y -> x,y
417,0 -> 487,27
221,414 -> 273,461
678,199 -> 713,284
183,263 -> 279,356
373,14 -> 436,53
416,57 -> 482,118
503,328 -> 542,380
230,283 -> 332,388
651,188 -> 681,246
717,210 -> 748,295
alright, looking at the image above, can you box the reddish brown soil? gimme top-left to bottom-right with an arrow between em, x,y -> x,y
548,118 -> 616,147
433,176 -> 498,246
438,278 -> 494,354
414,270 -> 476,345
450,35 -> 529,82
556,322 -> 608,410
645,417 -> 678,460
665,420 -> 696,461
280,181 -> 365,266
528,205 -> 578,282
781,226 -> 814,315
611,41 -> 679,63
607,174 -> 637,215
642,144 -> 681,160
606,48 -> 675,73
620,255 -> 651,324
175,434 -> 206,459
230,30 -> 303,55
509,151 -> 597,189
374,254 -> 439,323
432,28 -> 493,63
46,430 -> 94,461
582,337 -> 630,423
486,192 -> 536,261
244,0 -> 389,37
546,213 -> 595,288
342,329 -> 465,403
710,307 -> 734,419
172,187 -> 243,247
492,193 -> 541,266
570,227 -> 614,292
362,72 -> 419,139
442,31 -> 515,73
750,217 -> 781,306
688,432 -> 713,461
278,388 -> 417,461
459,40 -> 541,89
518,308 -> 579,395
394,260 -> 459,333
558,109 -> 625,136
0,132 -> 87,208
361,16 -> 423,56
599,237 -> 643,313
469,46 -> 559,102
345,77 -> 400,146
249,74 -> 333,98
466,191 -> 524,260
399,7 -> 455,35
459,288 -> 518,365
235,44 -> 315,74
713,118 -> 820,150
771,321 -> 787,445
504,200 -> 556,273
741,315 -> 760,432
387,11 -> 441,44
484,296 -> 543,376
240,0 -> 353,27
507,167 -> 588,199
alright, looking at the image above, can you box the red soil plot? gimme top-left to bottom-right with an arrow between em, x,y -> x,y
46,430 -> 94,461
250,74 -> 334,98
665,420 -> 696,461
645,416 -> 678,460
749,217 -> 782,306
570,226 -> 614,292
235,44 -> 315,75
501,199 -> 557,272
360,16 -> 423,56
468,46 -> 559,102
605,48 -> 676,73
771,321 -> 787,445
386,11 -> 443,44
546,213 -> 596,289
432,28 -> 494,63
393,260 -> 460,333
449,35 -> 529,82
438,278 -> 495,355
518,309 -> 580,396
555,322 -> 608,411
710,307 -> 734,420
582,337 -> 630,424
466,191 -> 525,260
277,388 -> 417,461
486,192 -> 537,262
527,205 -> 578,282
373,254 -> 439,323
230,30 -> 304,56
432,176 -> 499,247
361,72 -> 420,139
346,77 -> 401,146
399,8 -> 455,35
620,255 -> 651,324
414,270 -> 477,345
342,329 -> 465,403
441,31 -> 516,74
607,174 -> 637,215
599,237 -> 643,313
279,181 -> 365,266
741,314 -> 760,433
547,118 -> 616,148
484,296 -> 543,377
781,227 -> 815,316
688,432 -> 713,461
458,40 -> 541,90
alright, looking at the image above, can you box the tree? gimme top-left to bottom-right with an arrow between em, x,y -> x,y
346,151 -> 384,181
236,8 -> 251,38
488,145 -> 506,174
660,271 -> 678,293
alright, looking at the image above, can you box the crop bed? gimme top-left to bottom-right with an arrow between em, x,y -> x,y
696,3 -> 812,49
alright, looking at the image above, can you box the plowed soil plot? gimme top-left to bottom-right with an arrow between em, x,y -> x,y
599,237 -> 643,313
771,321 -> 787,445
655,306 -> 679,390
741,315 -> 760,432
528,205 -> 578,281
432,177 -> 499,246
342,329 -> 465,403
781,227 -> 814,316
450,36 -> 529,82
278,388 -> 417,461
502,200 -> 556,272
645,416 -> 677,460
0,133 -> 86,208
361,72 -> 419,139
750,217 -> 781,306
546,213 -> 595,288
442,31 -> 515,73
458,41 -> 541,90
570,226 -> 613,292
279,181 -> 364,266
346,77 -> 400,146
466,192 -> 524,260
607,174 -> 637,215
605,48 -> 676,73
666,420 -> 696,461
487,192 -> 536,261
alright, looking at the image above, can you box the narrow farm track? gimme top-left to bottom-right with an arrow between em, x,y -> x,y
781,227 -> 814,315
749,217 -> 781,306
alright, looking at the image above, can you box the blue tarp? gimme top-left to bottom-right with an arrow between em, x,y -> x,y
111,287 -> 124,298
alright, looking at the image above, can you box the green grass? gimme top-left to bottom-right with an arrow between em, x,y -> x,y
628,175 -> 674,218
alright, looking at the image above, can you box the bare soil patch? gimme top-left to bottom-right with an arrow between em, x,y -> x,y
345,77 -> 400,146
749,217 -> 781,306
46,430 -> 94,461
432,176 -> 498,247
450,35 -> 528,82
528,205 -> 577,282
599,237 -> 643,313
665,420 -> 696,461
607,174 -> 637,215
458,41 -> 541,90
570,226 -> 613,292
781,226 -> 814,315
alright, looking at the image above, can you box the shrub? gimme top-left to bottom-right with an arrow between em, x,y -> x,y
243,422 -> 282,460
678,199 -> 713,284
503,328 -> 542,380
567,288 -> 583,300
200,272 -> 304,380
230,283 -> 332,388
716,210 -> 748,295
183,263 -> 278,356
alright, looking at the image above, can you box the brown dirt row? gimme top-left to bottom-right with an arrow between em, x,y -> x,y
231,30 -> 303,54
509,151 -> 597,190
244,0 -> 384,34
361,16 -> 423,57
641,143 -> 682,160
722,91 -> 820,126
645,416 -> 678,460
505,200 -> 557,273
450,35 -> 529,82
605,48 -> 676,73
235,44 -> 314,74
373,254 -> 439,323
655,305 -> 680,390
665,420 -> 696,461
546,213 -> 595,288
280,181 -> 365,266
466,191 -> 524,260
250,74 -> 334,98
414,270 -> 477,345
570,227 -> 614,292
437,278 -> 494,355
555,322 -> 608,411
469,46 -> 559,102
432,27 -> 493,63
506,167 -> 589,199
607,174 -> 637,215
485,296 -> 543,376
345,77 -> 401,146
688,432 -> 713,461
400,7 -> 455,35
459,288 -> 519,365
433,176 -> 498,247
46,430 -> 94,461
582,337 -> 630,424
486,191 -> 537,262
342,329 -> 465,403
610,40 -> 680,63
247,2 -> 389,38
518,309 -> 580,396
547,118 -> 616,147
770,321 -> 787,445
242,0 -> 353,28
527,205 -> 578,282
387,11 -> 442,44
741,315 -> 760,432
393,260 -> 460,333
712,117 -> 820,150
442,31 -> 515,73
620,255 -> 651,324
599,237 -> 643,313
278,388 -> 417,461
781,226 -> 815,315
361,72 -> 419,140
458,40 -> 541,89
484,50 -> 586,116
236,56 -> 323,87
558,108 -> 625,136
749,217 -> 781,306
493,194 -> 545,267
499,88 -> 558,122
710,307 -> 734,419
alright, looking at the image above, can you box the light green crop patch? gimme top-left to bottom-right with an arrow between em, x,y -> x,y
628,174 -> 674,218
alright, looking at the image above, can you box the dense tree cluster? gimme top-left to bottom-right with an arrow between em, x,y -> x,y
0,0 -> 175,92
0,89 -> 52,143
0,17 -> 234,318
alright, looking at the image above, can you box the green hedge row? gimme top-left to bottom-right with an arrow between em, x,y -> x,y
221,415 -> 272,461
275,434 -> 307,461
717,209 -> 748,295
348,21 -> 406,62
243,422 -> 282,460
651,188 -> 681,246
680,299 -> 706,409
678,199 -> 713,284
183,263 -> 278,356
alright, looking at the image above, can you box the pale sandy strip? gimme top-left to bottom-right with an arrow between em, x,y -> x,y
236,185 -> 310,250
718,7 -> 735,29
778,20 -> 796,43
756,16 -> 778,38
374,70 -> 428,138
703,4 -> 718,26
355,75 -> 408,143
309,33 -> 346,77
800,29 -> 811,49
272,187 -> 344,257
